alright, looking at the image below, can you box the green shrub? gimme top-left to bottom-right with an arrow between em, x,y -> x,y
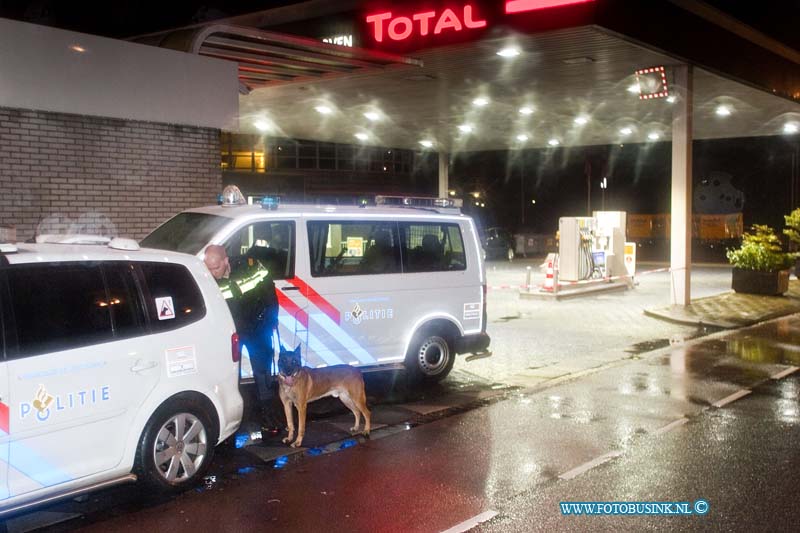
784,208 -> 800,247
726,224 -> 796,272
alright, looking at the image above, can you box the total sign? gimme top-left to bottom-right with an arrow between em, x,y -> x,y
365,1 -> 594,44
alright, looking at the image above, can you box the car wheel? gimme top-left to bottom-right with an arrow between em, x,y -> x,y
507,248 -> 515,262
405,329 -> 456,385
137,397 -> 217,491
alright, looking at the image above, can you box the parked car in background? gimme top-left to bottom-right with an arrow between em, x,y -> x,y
483,227 -> 515,261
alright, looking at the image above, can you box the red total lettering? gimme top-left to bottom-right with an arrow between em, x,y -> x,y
366,4 -> 488,42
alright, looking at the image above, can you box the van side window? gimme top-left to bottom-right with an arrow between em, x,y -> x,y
7,264 -> 114,357
138,263 -> 206,331
224,221 -> 295,280
103,263 -> 146,339
308,221 -> 401,276
400,223 -> 468,272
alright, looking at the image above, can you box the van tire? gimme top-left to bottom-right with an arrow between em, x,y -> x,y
136,397 -> 217,492
405,327 -> 456,386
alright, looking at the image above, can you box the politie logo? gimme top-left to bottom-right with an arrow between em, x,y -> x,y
345,302 -> 394,325
20,384 -> 111,422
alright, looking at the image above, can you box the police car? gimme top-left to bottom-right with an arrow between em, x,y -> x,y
0,234 -> 243,516
141,188 -> 491,384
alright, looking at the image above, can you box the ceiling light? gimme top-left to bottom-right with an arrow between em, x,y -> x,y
715,105 -> 732,117
784,123 -> 799,134
516,134 -> 529,142
562,56 -> 594,65
497,47 -> 521,58
648,132 -> 660,141
627,83 -> 641,94
354,132 -> 368,141
574,115 -> 589,125
69,44 -> 86,53
519,106 -> 534,115
472,97 -> 489,107
419,139 -> 434,148
620,127 -> 633,136
254,120 -> 270,132
364,112 -> 380,121
548,138 -> 560,147
666,95 -> 676,103
315,105 -> 332,115
458,124 -> 473,133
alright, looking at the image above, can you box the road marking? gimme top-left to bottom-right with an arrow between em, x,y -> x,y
558,450 -> 623,480
771,366 -> 800,380
712,389 -> 751,408
441,510 -> 499,533
652,417 -> 689,435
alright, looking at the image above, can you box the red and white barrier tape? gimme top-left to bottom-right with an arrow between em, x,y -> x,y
486,267 -> 671,291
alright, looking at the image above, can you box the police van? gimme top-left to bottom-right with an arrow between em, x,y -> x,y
141,189 -> 491,384
0,235 -> 243,516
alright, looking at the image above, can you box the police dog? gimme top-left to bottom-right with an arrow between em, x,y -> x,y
277,345 -> 371,448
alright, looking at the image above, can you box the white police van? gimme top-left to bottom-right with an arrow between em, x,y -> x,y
141,190 -> 491,384
0,235 -> 243,517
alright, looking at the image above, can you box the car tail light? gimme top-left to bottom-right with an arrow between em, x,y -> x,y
231,332 -> 241,363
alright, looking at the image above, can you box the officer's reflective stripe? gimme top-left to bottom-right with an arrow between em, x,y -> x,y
277,315 -> 344,366
309,313 -> 376,364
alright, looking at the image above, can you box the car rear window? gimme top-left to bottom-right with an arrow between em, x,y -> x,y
138,263 -> 206,331
140,212 -> 231,254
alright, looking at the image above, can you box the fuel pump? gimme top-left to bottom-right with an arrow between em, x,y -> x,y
558,212 -> 627,282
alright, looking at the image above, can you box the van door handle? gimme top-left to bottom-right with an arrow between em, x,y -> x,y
281,286 -> 300,291
130,360 -> 158,373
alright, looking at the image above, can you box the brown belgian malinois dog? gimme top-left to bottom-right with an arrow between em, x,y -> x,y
277,345 -> 371,448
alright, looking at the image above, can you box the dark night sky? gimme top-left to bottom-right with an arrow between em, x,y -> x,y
0,0 -> 799,46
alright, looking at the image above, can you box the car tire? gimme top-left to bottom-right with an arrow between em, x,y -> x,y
136,397 -> 217,492
507,248 -> 515,262
405,328 -> 456,386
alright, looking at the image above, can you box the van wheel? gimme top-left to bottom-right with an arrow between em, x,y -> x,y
507,248 -> 515,261
136,398 -> 217,491
405,329 -> 455,385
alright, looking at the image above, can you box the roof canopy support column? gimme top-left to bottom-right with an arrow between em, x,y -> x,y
438,151 -> 449,198
671,64 -> 693,306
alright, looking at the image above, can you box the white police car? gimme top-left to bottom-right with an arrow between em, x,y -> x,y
0,234 -> 243,516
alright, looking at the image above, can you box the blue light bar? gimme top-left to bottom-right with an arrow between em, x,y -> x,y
261,196 -> 280,210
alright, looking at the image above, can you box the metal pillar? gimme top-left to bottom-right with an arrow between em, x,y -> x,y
438,151 -> 449,198
670,65 -> 693,306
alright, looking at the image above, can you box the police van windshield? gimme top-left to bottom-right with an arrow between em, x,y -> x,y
140,213 -> 231,254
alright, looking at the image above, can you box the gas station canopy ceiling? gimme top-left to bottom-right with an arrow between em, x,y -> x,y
238,25 -> 800,151
148,0 -> 800,151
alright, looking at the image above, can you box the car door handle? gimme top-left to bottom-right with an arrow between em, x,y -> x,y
281,286 -> 300,291
130,360 -> 158,373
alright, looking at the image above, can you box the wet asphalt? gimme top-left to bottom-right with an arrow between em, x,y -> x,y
16,313 -> 800,533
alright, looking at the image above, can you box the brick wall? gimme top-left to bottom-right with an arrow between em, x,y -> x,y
0,107 -> 221,241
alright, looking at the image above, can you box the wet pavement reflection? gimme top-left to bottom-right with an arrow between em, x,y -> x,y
11,314 -> 800,532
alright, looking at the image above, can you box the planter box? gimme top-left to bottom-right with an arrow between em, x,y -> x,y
732,267 -> 790,295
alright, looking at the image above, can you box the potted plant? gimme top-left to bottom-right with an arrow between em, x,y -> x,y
784,207 -> 800,278
726,224 -> 795,295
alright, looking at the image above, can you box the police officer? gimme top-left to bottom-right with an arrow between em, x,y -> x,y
204,244 -> 280,430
